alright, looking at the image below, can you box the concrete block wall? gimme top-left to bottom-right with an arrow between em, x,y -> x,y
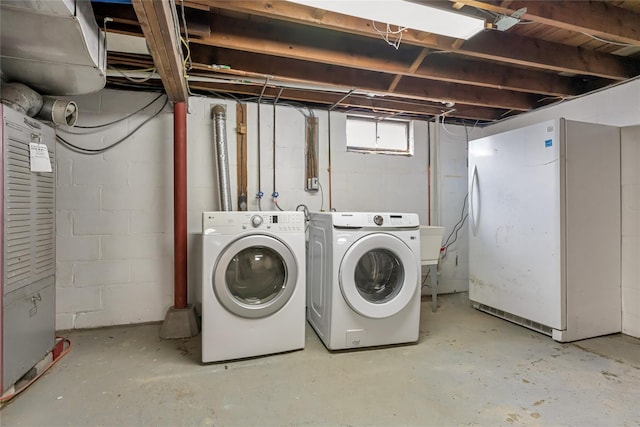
56,91 -> 174,329
57,90 -> 433,329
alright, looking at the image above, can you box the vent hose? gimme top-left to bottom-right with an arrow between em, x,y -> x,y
36,97 -> 78,127
0,82 -> 43,117
1,82 -> 78,126
212,105 -> 233,211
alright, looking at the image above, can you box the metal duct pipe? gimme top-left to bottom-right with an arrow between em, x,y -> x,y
212,105 -> 233,211
36,97 -> 78,127
0,82 -> 43,117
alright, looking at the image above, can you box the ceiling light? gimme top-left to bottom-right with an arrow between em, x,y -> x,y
287,0 -> 485,40
494,7 -> 526,32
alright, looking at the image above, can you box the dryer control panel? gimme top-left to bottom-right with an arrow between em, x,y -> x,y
330,212 -> 420,229
203,211 -> 305,234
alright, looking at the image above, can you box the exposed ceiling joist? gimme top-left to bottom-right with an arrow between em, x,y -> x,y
207,1 -> 637,79
188,46 -> 537,111
451,0 -> 640,45
92,1 -> 640,124
131,0 -> 188,102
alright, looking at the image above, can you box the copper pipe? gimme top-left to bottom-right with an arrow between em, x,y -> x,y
173,102 -> 188,309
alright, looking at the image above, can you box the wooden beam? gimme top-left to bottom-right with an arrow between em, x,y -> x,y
388,48 -> 430,93
236,103 -> 248,207
188,47 -> 537,111
461,30 -> 638,80
199,15 -> 603,96
452,0 -> 640,45
131,0 -> 188,102
100,10 -> 614,97
183,81 -> 505,121
208,1 -> 638,80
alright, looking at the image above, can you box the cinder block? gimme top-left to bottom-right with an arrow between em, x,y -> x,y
56,158 -> 73,187
100,234 -> 168,260
56,286 -> 101,313
103,124 -> 172,163
56,210 -> 73,237
128,161 -> 172,189
56,186 -> 101,211
74,282 -> 170,328
131,257 -> 173,283
74,259 -> 130,287
130,209 -> 171,234
102,186 -> 165,211
55,313 -> 76,331
100,89 -> 162,113
73,211 -> 129,235
73,211 -> 130,235
56,235 -> 100,261
64,92 -> 101,114
73,159 -> 128,188
56,262 -> 74,287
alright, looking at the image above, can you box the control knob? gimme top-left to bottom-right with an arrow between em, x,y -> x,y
373,215 -> 384,226
251,215 -> 263,227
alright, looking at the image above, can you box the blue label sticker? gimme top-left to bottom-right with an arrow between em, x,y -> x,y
545,139 -> 553,147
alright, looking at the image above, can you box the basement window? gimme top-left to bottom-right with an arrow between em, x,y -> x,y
346,116 -> 413,155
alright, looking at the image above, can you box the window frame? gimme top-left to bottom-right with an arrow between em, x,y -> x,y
346,115 -> 414,156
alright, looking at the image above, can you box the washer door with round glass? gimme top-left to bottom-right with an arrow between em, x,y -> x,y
339,233 -> 417,319
213,234 -> 298,319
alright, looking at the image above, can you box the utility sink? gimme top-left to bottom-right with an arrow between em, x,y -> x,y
419,226 -> 444,265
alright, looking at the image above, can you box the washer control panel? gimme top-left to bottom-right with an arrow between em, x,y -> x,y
203,211 -> 305,234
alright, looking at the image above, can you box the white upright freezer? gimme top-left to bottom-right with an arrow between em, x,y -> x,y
468,118 -> 621,342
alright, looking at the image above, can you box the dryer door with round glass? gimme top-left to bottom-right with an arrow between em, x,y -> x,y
213,234 -> 298,318
339,233 -> 417,319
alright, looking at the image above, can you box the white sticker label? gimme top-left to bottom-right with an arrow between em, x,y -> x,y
29,143 -> 52,172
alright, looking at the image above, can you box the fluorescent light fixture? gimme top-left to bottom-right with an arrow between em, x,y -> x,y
287,0 -> 485,40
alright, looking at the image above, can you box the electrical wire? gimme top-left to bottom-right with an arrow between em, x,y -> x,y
107,65 -> 157,83
56,96 -> 169,155
441,193 -> 469,260
318,180 -> 325,212
421,268 -> 431,288
63,93 -> 165,129
0,337 -> 72,403
371,20 -> 406,49
580,32 -> 638,47
179,0 -> 192,70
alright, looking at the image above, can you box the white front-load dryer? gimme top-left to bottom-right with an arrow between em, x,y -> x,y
201,211 -> 305,362
307,212 -> 421,350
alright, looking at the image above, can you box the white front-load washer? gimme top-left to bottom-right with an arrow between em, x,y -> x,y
307,212 -> 421,350
201,211 -> 305,362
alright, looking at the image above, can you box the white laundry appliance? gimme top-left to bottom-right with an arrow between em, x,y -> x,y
201,211 -> 306,362
468,118 -> 621,342
307,212 -> 422,350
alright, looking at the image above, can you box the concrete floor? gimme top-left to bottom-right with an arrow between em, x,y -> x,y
1,292 -> 639,427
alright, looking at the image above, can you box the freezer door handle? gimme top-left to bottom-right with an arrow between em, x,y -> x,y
470,165 -> 479,236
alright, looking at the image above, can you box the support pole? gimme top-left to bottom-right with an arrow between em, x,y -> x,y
173,101 -> 188,309
160,101 -> 198,339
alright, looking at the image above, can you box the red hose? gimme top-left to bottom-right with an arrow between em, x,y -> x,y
0,337 -> 72,403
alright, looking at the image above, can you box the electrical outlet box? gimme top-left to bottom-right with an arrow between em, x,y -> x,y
307,177 -> 319,191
